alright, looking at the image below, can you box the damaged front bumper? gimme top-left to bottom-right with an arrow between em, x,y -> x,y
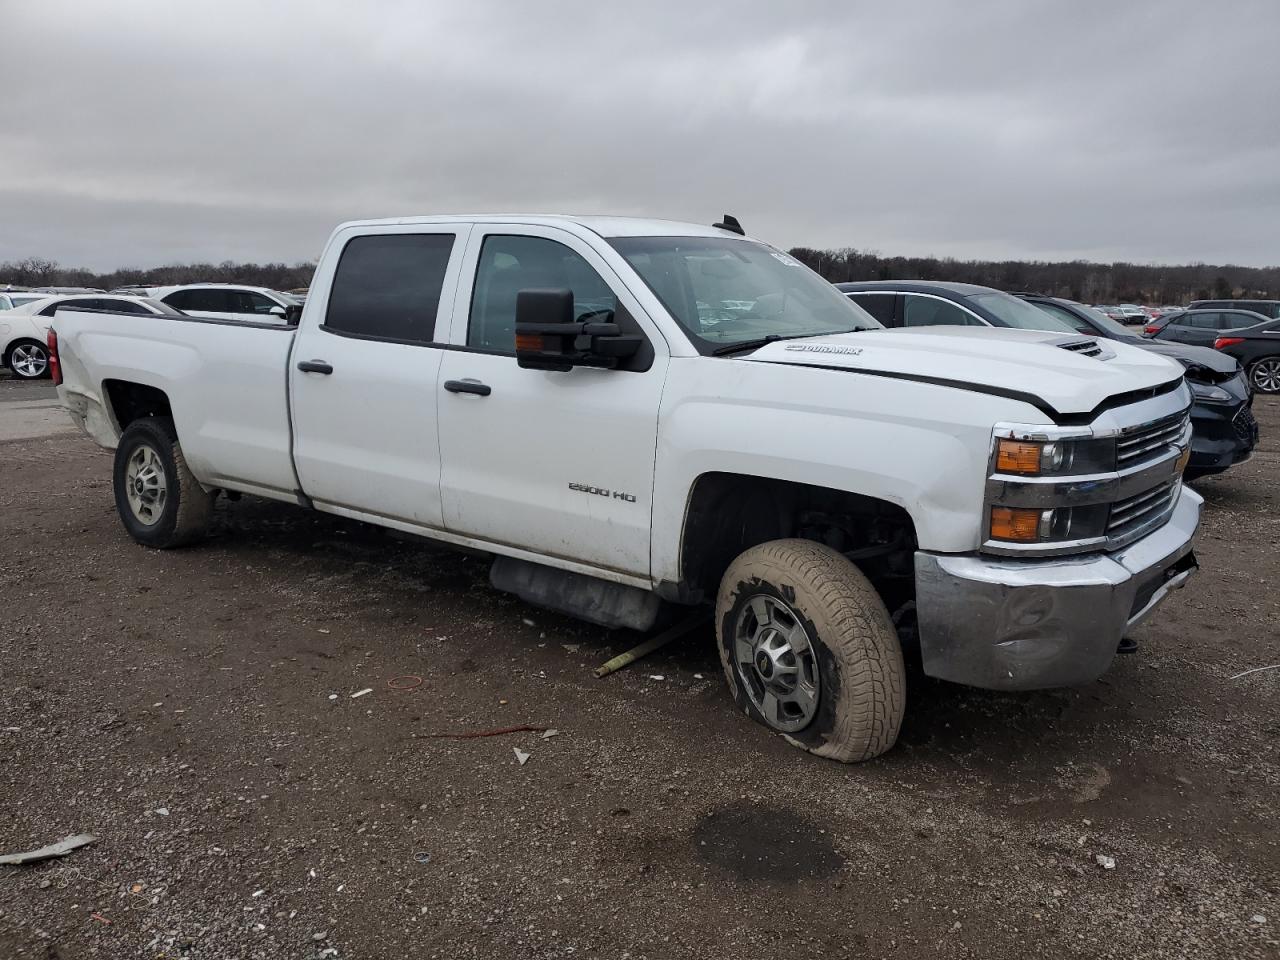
914,486 -> 1202,690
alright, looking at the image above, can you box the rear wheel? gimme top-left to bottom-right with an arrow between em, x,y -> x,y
6,339 -> 49,379
113,417 -> 214,548
1249,357 -> 1280,394
716,539 -> 906,762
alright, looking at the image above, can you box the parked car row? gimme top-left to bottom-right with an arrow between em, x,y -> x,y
838,281 -> 1263,479
1,283 -> 301,379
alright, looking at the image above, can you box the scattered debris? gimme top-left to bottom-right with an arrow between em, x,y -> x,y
611,807 -> 631,817
0,833 -> 97,866
522,618 -> 535,627
540,729 -> 559,740
427,724 -> 548,740
154,808 -> 170,817
1252,914 -> 1267,924
328,694 -> 338,701
1095,854 -> 1116,870
387,675 -> 424,691
693,673 -> 705,680
648,674 -> 666,681
513,748 -> 530,766
313,931 -> 329,941
90,912 -> 112,925
317,628 -> 331,635
252,889 -> 265,898
562,643 -> 580,654
593,613 -> 708,679
414,851 -> 431,864
1231,663 -> 1280,680
351,688 -> 373,699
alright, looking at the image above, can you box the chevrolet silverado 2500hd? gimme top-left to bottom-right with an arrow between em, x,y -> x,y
51,215 -> 1202,762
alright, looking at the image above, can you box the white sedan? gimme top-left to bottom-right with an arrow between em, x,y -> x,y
2,294 -> 180,379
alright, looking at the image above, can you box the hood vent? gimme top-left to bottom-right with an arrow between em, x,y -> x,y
1057,338 -> 1108,359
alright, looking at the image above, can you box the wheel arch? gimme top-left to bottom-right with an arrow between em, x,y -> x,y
102,380 -> 174,434
669,472 -> 919,612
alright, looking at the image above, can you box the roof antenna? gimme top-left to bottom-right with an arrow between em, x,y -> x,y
712,214 -> 745,236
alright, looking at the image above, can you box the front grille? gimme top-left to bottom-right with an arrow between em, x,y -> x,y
1233,406 -> 1259,445
1058,338 -> 1103,357
1116,411 -> 1189,469
1107,479 -> 1178,541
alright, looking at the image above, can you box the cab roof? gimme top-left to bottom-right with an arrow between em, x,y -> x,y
333,214 -> 753,240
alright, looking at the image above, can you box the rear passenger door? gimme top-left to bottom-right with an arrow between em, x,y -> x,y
435,226 -> 667,579
290,225 -> 470,528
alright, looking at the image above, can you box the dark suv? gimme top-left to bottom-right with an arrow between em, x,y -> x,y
1186,299 -> 1280,320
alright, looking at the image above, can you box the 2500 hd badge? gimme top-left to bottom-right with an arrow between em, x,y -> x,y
569,482 -> 637,503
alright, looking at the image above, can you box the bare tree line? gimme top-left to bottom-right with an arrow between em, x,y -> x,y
788,247 -> 1280,305
0,257 -> 315,292
4,250 -> 1279,305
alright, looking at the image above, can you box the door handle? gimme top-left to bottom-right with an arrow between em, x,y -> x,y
443,379 -> 491,397
297,360 -> 333,374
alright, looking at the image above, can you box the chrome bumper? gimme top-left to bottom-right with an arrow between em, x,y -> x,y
914,486 -> 1202,690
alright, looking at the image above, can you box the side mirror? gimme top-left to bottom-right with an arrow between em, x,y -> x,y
283,303 -> 303,326
514,288 -> 642,371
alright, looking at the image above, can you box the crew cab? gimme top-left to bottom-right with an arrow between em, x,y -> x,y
50,215 -> 1202,762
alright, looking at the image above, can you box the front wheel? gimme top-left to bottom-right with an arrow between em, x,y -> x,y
1249,357 -> 1280,394
716,539 -> 906,762
113,417 -> 214,548
6,339 -> 49,379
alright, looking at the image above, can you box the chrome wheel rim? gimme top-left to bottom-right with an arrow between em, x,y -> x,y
1252,359 -> 1280,393
124,444 -> 167,525
11,343 -> 48,378
733,595 -> 820,733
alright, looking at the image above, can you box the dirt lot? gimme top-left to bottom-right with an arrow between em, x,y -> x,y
1,378 -> 1276,960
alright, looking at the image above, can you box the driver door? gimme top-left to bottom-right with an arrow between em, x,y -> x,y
436,225 -> 668,579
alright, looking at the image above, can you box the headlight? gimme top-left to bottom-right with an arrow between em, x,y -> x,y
1188,381 -> 1232,403
993,436 -> 1114,476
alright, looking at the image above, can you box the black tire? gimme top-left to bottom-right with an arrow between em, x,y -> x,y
5,339 -> 50,379
716,539 -> 905,762
1248,357 -> 1280,394
113,417 -> 214,548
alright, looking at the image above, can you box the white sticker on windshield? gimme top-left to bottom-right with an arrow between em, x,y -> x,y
770,252 -> 802,267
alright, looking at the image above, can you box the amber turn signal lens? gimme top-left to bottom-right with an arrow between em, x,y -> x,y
995,439 -> 1042,475
514,333 -> 545,352
990,506 -> 1044,542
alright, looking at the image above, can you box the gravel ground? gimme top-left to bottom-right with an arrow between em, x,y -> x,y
0,381 -> 1276,960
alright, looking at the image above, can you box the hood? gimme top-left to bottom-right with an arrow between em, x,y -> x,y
1133,340 -> 1239,376
741,326 -> 1184,417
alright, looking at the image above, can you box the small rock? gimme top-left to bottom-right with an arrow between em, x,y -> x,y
1095,854 -> 1116,870
514,748 -> 530,766
39,879 -> 51,890
648,674 -> 666,681
1251,914 -> 1267,924
313,931 -> 328,941
155,807 -> 170,817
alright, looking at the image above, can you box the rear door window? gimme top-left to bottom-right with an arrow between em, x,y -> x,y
902,294 -> 980,327
325,233 -> 456,342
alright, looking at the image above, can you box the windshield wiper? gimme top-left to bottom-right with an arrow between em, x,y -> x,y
710,329 -> 873,356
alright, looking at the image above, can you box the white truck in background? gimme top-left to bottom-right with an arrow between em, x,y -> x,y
50,214 -> 1201,761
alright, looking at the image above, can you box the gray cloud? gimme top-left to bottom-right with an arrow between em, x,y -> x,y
4,0 -> 1278,270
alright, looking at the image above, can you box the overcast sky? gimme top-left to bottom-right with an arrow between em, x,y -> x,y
4,0 -> 1278,270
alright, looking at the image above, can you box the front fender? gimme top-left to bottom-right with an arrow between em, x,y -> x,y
650,358 -> 1045,586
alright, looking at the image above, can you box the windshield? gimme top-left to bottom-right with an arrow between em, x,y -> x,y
967,292 -> 1078,332
609,236 -> 879,351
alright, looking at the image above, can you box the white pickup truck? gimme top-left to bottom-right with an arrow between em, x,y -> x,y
51,214 -> 1201,762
